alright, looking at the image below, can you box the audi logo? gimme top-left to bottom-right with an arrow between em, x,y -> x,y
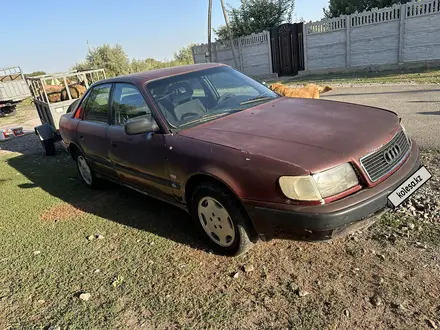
383,144 -> 401,163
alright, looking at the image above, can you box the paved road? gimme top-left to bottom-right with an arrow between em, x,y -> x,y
321,85 -> 440,149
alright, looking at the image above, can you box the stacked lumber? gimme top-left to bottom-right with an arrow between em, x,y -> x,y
42,82 -> 87,103
44,85 -> 63,103
61,84 -> 87,101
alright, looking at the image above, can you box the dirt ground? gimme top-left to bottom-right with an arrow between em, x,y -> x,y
0,105 -> 40,131
0,107 -> 439,329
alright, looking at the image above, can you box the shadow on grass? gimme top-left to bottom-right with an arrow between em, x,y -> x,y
6,147 -> 208,252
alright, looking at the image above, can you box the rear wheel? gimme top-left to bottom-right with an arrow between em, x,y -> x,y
191,183 -> 256,256
75,150 -> 99,188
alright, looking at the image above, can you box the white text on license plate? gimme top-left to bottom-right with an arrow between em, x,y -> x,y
388,166 -> 432,208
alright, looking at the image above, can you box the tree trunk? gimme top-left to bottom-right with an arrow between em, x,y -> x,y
220,0 -> 240,69
208,0 -> 213,62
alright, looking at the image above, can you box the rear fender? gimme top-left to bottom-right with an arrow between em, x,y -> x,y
35,123 -> 56,141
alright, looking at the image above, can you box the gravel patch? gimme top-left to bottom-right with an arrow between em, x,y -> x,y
394,149 -> 440,220
0,133 -> 64,156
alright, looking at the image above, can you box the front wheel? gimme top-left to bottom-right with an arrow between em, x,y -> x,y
191,183 -> 256,256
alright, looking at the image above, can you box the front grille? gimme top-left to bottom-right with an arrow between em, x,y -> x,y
360,130 -> 410,182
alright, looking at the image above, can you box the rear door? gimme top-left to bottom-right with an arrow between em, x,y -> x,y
107,83 -> 172,195
76,83 -> 117,179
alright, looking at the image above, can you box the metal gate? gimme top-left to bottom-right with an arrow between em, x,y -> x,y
270,23 -> 305,76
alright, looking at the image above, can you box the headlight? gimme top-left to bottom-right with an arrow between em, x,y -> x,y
279,163 -> 359,201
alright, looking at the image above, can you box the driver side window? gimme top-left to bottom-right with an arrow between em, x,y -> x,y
112,83 -> 153,126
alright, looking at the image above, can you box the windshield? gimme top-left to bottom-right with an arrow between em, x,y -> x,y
146,66 -> 279,128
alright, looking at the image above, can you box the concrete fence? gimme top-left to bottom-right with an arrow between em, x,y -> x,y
304,0 -> 440,72
192,0 -> 440,77
192,31 -> 274,78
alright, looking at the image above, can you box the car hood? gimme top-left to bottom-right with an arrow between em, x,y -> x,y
178,98 -> 400,173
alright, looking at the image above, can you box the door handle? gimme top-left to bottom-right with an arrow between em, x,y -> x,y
112,143 -> 116,148
80,135 -> 84,139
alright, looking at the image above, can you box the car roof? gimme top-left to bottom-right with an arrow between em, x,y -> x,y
99,63 -> 227,84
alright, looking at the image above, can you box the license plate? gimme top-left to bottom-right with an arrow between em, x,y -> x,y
387,166 -> 432,208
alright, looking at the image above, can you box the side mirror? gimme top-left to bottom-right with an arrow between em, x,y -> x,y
124,117 -> 159,135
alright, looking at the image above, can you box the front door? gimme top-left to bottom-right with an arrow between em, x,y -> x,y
107,83 -> 172,195
76,83 -> 117,179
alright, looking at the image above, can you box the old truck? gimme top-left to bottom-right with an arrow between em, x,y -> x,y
26,69 -> 106,155
0,66 -> 32,117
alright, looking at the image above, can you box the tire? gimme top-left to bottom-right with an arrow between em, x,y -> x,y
75,150 -> 99,189
0,106 -> 16,117
42,139 -> 56,156
190,182 -> 256,256
5,107 -> 16,117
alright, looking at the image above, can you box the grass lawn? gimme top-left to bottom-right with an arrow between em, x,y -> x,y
1,135 -> 439,329
268,66 -> 440,86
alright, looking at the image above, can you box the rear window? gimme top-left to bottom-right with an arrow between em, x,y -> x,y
82,84 -> 111,123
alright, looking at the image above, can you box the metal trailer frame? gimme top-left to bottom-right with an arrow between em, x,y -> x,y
0,66 -> 32,116
26,69 -> 106,155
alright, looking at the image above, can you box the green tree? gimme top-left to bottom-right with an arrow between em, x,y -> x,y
214,0 -> 295,41
173,44 -> 196,65
74,43 -> 198,77
25,71 -> 46,77
73,44 -> 130,77
324,0 -> 412,18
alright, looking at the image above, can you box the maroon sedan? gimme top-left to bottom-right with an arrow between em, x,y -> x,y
59,63 -> 420,256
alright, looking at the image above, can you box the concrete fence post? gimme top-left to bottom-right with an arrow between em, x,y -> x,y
345,15 -> 351,67
191,46 -> 197,64
237,37 -> 244,72
213,43 -> 218,62
266,31 -> 274,74
398,3 -> 406,64
303,24 -> 308,71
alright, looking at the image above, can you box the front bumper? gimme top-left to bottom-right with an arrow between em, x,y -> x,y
244,141 -> 421,241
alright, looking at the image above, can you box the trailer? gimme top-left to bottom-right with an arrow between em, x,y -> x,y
26,69 -> 106,155
0,66 -> 32,117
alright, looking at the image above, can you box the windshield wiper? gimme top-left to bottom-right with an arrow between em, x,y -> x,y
239,96 -> 275,106
179,109 -> 244,128
179,112 -> 229,128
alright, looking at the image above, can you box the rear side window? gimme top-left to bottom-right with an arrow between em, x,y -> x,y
67,99 -> 80,114
83,84 -> 111,123
112,83 -> 152,125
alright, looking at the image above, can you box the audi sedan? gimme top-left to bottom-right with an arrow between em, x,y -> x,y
59,63 -> 421,256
